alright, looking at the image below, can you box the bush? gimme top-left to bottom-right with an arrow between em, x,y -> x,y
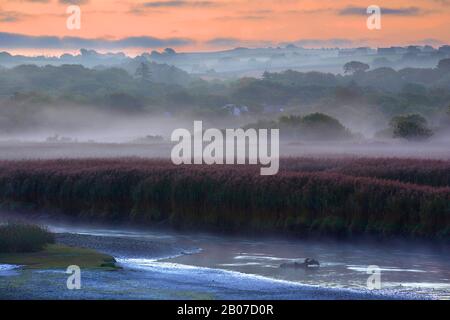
0,223 -> 55,253
390,114 -> 433,140
246,113 -> 353,141
343,61 -> 370,74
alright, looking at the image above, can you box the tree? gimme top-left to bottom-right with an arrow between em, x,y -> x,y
279,115 -> 303,127
389,114 -> 433,140
437,58 -> 450,71
135,62 -> 152,82
300,113 -> 351,139
164,48 -> 176,55
280,113 -> 352,140
440,105 -> 450,128
343,61 -> 370,74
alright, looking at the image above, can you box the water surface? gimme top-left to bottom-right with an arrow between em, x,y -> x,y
0,216 -> 448,299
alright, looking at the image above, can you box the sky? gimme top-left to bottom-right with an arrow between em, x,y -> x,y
0,0 -> 449,55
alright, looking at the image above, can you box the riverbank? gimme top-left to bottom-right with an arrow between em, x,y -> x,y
0,243 -> 119,270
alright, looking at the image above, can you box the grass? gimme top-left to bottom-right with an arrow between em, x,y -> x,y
0,223 -> 55,253
0,243 -> 119,270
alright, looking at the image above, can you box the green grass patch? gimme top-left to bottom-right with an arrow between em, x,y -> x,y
0,243 -> 119,270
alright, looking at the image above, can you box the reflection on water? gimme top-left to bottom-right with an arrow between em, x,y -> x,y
0,265 -> 21,277
166,237 -> 450,298
346,266 -> 426,273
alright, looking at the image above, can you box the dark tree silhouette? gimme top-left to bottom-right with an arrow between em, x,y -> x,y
390,114 -> 433,140
135,62 -> 152,81
343,61 -> 370,74
164,48 -> 176,55
437,58 -> 450,71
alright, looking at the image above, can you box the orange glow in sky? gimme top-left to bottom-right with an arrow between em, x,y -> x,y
1,0 -> 449,55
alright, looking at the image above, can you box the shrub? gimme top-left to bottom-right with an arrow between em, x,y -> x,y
390,114 -> 433,140
246,113 -> 353,141
343,61 -> 370,74
0,223 -> 55,253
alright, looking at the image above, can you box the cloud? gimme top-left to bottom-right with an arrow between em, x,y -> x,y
17,0 -> 50,2
240,15 -> 265,20
432,0 -> 450,5
237,9 -> 273,15
204,37 -> 273,48
0,11 -> 26,23
142,1 -> 216,8
0,32 -> 194,49
338,6 -> 432,16
130,0 -> 218,15
59,0 -> 90,4
205,38 -> 243,47
285,8 -> 334,15
214,14 -> 269,21
12,0 -> 90,3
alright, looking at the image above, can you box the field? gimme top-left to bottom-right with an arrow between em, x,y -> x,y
0,158 -> 448,239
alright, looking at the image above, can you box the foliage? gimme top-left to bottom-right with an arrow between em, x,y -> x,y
0,62 -> 448,142
246,113 -> 353,140
134,62 -> 152,82
343,61 -> 370,74
0,223 -> 55,253
390,114 -> 433,140
437,58 -> 450,71
0,63 -> 450,133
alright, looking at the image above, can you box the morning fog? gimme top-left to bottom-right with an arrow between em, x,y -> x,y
171,121 -> 279,175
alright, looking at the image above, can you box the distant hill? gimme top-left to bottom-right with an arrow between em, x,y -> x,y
1,44 -> 448,78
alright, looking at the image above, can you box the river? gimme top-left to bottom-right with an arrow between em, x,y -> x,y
0,214 -> 449,300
